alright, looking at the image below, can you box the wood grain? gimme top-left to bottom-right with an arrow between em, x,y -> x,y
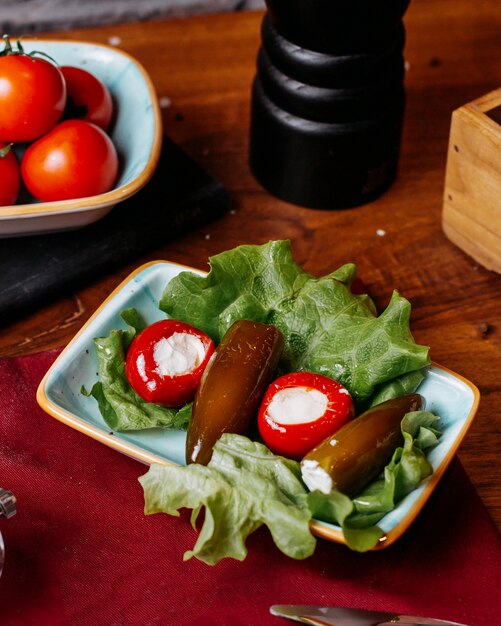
443,91 -> 501,273
1,0 -> 500,531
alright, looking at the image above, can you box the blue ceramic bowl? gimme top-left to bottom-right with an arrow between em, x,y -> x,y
37,261 -> 480,550
0,39 -> 162,237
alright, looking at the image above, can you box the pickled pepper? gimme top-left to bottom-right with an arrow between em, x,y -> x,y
186,320 -> 284,465
301,394 -> 424,497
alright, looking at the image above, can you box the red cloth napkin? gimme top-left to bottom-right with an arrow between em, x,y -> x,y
0,350 -> 499,626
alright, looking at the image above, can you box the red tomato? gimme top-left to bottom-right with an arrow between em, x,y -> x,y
258,372 -> 354,459
21,120 -> 119,202
0,53 -> 66,142
125,320 -> 216,407
61,66 -> 113,131
0,143 -> 20,206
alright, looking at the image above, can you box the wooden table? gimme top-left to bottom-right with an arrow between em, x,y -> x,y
1,0 -> 500,531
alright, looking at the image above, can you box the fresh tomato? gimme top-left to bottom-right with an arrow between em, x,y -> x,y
258,372 -> 354,459
0,40 -> 66,142
125,320 -> 216,407
21,119 -> 118,202
0,143 -> 20,206
61,66 -> 113,131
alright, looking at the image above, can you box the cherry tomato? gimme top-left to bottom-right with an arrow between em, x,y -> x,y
61,66 -> 113,131
0,143 -> 20,206
0,52 -> 66,142
125,320 -> 216,407
21,120 -> 119,202
258,372 -> 354,459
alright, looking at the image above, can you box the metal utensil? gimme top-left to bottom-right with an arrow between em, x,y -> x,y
0,489 -> 16,519
0,488 -> 16,578
270,605 -> 469,626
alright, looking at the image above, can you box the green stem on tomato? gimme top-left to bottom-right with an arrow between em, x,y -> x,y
0,33 -> 59,65
0,143 -> 13,158
1,34 -> 13,56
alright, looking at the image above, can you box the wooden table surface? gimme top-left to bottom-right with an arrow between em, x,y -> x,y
1,0 -> 500,531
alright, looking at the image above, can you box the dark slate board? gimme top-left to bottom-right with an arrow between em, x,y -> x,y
0,136 -> 229,327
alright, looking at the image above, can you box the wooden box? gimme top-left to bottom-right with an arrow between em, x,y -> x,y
442,88 -> 501,273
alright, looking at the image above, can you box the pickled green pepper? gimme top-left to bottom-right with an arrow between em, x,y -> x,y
186,320 -> 284,465
301,393 -> 424,497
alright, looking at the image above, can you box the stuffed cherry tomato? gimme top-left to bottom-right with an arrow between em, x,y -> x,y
258,372 -> 354,459
125,319 -> 215,407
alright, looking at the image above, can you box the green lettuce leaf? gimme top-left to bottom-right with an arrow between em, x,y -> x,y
159,240 -> 429,405
140,411 -> 441,562
368,369 -> 427,408
139,434 -> 316,565
88,309 -> 191,432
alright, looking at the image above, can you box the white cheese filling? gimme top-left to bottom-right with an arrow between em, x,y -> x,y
136,353 -> 148,381
267,386 -> 328,425
152,332 -> 206,377
301,459 -> 333,494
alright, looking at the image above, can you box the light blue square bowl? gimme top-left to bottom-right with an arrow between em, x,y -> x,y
0,39 -> 162,237
37,261 -> 480,549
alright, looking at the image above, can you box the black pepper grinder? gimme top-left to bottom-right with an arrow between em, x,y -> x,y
249,0 -> 411,209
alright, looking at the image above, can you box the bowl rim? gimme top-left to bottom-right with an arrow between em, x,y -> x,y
36,259 -> 481,550
0,38 -> 163,219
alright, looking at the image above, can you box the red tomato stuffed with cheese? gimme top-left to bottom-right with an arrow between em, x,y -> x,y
125,319 -> 215,407
258,372 -> 354,459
